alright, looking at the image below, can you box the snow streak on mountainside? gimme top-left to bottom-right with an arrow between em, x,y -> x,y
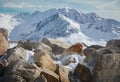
0,13 -> 20,34
0,8 -> 120,46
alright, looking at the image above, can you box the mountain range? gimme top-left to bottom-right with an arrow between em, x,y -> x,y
0,8 -> 120,46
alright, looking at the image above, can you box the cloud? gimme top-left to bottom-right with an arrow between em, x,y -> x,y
1,0 -> 120,21
66,0 -> 120,10
3,2 -> 42,9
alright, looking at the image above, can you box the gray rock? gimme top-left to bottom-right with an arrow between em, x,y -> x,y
84,45 -> 104,57
3,59 -> 41,82
106,39 -> 120,54
84,48 -> 113,67
106,39 -> 120,49
3,74 -> 26,82
17,40 -> 55,59
0,47 -> 27,67
93,54 -> 120,82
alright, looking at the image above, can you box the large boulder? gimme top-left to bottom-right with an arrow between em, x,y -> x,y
3,59 -> 41,82
17,40 -> 55,59
74,63 -> 95,82
63,43 -> 84,56
93,54 -> 120,82
106,39 -> 120,54
0,47 -> 27,67
42,38 -> 69,55
0,47 -> 27,76
33,49 -> 57,72
84,48 -> 113,67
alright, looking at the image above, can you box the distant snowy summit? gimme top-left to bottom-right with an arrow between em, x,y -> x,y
0,8 -> 120,46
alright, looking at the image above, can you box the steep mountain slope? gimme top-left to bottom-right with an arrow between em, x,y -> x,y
10,13 -> 81,40
0,8 -> 120,46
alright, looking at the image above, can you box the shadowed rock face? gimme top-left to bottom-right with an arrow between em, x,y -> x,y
74,63 -> 95,82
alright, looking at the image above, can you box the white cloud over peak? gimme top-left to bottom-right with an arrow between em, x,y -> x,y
3,2 -> 42,9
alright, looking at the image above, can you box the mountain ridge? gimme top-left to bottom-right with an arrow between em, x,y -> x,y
0,8 -> 120,46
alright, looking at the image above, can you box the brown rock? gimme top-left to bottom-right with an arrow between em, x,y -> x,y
41,67 -> 59,82
74,63 -> 94,82
42,38 -> 69,55
63,43 -> 84,56
33,49 -> 57,72
55,65 -> 70,82
93,54 -> 120,82
0,28 -> 8,40
0,33 -> 8,56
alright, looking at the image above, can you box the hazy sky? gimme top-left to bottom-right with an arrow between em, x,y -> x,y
0,0 -> 120,21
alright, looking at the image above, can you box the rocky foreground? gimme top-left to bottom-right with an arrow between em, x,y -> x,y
0,29 -> 120,82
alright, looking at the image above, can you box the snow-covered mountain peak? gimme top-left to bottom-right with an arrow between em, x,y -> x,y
0,8 -> 120,46
36,12 -> 80,32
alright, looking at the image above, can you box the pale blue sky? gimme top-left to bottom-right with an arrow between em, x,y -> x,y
0,0 -> 120,21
